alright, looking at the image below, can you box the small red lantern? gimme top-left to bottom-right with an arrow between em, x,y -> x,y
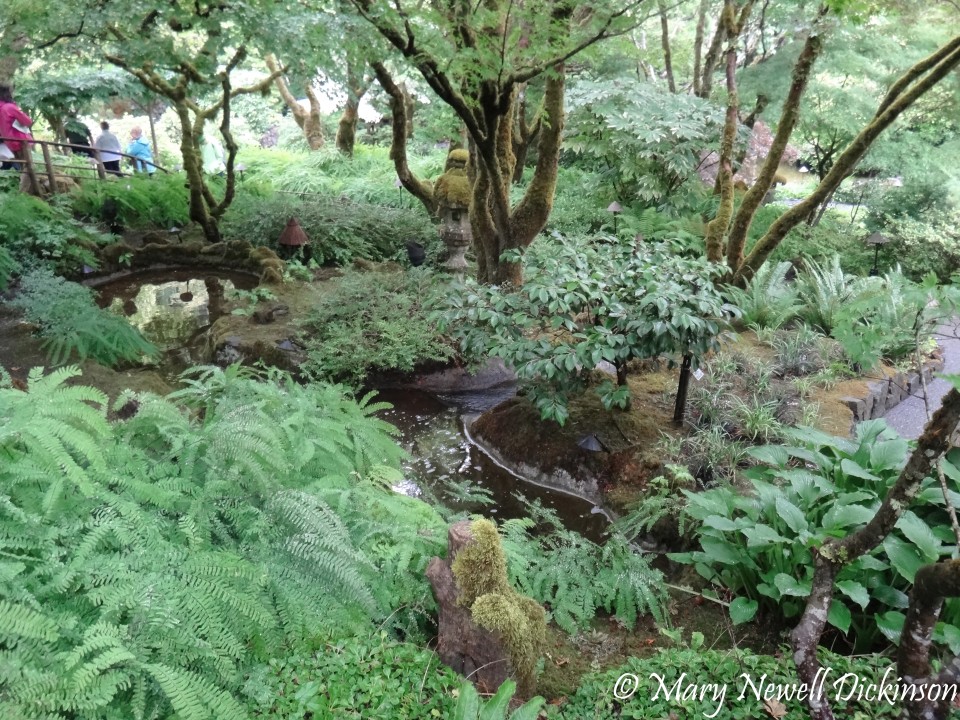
278,217 -> 309,248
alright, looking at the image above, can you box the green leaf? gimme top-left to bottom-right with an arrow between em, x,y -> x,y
827,601 -> 852,634
840,458 -> 882,482
836,580 -> 870,610
895,511 -> 942,562
773,573 -> 811,598
775,497 -> 808,534
454,681 -> 481,720
875,611 -> 906,645
883,535 -> 925,582
741,524 -> 787,548
822,504 -> 875,531
729,597 -> 758,625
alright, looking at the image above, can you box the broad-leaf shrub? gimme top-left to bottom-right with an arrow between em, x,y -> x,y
0,365 -> 442,719
11,269 -> 157,367
671,421 -> 960,652
565,80 -> 723,211
435,235 -> 738,424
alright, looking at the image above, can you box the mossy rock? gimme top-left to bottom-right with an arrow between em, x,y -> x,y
100,242 -> 135,265
444,148 -> 469,171
249,246 -> 280,263
259,266 -> 284,285
435,172 -> 471,208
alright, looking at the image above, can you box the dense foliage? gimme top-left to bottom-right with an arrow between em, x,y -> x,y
298,269 -> 455,386
437,234 -> 737,424
0,365 -> 444,719
11,269 -> 157,366
672,421 -> 960,653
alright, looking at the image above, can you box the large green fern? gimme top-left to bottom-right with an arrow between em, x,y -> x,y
0,364 -> 433,719
499,502 -> 667,634
725,260 -> 802,329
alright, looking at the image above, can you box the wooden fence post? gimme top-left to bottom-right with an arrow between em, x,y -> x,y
21,144 -> 40,196
40,142 -> 57,192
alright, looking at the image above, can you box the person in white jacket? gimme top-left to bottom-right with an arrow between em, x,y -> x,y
94,121 -> 123,175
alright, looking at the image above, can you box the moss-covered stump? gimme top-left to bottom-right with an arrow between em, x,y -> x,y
426,519 -> 546,697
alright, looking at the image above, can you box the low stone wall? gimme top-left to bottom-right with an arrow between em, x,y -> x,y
839,354 -> 945,424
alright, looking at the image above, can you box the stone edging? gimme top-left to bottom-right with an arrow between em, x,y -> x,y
839,355 -> 945,424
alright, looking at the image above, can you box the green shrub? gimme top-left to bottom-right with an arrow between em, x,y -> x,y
873,209 -> 960,281
548,645 -> 901,719
69,173 -> 191,228
298,269 -> 455,386
671,421 -> 960,653
0,191 -> 108,273
11,269 -> 157,367
766,214 -> 875,277
0,245 -> 17,290
245,637 -> 463,719
222,191 -> 438,265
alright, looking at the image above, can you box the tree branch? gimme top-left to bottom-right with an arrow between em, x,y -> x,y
790,388 -> 960,720
725,15 -> 823,272
370,61 -> 438,216
735,37 -> 960,284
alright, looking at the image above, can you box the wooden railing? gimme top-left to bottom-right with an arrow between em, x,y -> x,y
0,135 -> 170,195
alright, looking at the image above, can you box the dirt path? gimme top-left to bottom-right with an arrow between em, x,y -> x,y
883,321 -> 960,440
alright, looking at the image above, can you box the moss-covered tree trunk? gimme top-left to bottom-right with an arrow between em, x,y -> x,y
732,34 -> 960,285
724,25 -> 823,270
265,54 -> 324,150
107,48 -> 281,244
354,0 -> 622,286
335,62 -> 372,157
471,69 -> 564,285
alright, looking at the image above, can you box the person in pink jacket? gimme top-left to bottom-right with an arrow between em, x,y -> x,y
0,86 -> 34,170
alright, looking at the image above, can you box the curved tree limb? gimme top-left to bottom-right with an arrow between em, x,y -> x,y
790,388 -> 960,720
734,36 -> 960,285
725,17 -> 824,271
371,61 -> 438,216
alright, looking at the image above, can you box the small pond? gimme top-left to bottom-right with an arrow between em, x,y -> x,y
92,270 -> 610,541
93,269 -> 258,375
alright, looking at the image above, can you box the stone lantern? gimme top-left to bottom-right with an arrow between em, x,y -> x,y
434,149 -> 472,272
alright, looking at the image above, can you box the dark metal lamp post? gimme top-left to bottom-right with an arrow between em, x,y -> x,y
865,232 -> 890,277
607,201 -> 623,234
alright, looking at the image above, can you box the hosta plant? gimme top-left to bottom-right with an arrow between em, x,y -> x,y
671,420 -> 960,652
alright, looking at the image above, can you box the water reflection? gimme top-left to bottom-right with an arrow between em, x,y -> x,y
95,270 -> 257,350
377,389 -> 610,542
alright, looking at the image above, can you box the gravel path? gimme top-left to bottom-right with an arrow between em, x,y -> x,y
883,321 -> 960,440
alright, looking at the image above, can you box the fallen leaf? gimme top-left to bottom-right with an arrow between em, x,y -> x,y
554,656 -> 569,667
764,699 -> 787,718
